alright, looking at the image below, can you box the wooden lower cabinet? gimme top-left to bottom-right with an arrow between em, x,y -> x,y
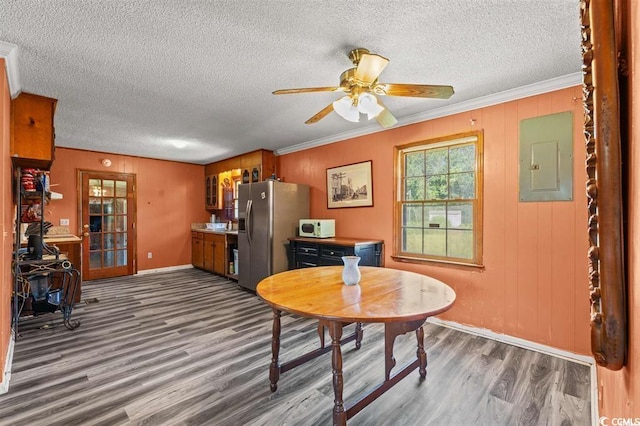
193,231 -> 227,276
192,232 -> 204,269
288,237 -> 384,269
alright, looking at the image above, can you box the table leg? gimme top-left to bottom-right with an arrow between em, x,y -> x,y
269,309 -> 281,392
416,326 -> 427,379
329,321 -> 346,426
355,322 -> 363,349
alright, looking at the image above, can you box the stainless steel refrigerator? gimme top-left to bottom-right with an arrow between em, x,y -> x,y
238,180 -> 309,291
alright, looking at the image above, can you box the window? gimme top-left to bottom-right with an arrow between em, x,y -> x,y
395,131 -> 483,266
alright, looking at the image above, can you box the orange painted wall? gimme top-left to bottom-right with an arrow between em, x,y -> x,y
597,0 -> 640,418
0,60 -> 12,382
278,86 -> 591,355
48,148 -> 210,271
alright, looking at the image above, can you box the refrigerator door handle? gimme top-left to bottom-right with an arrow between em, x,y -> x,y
246,199 -> 253,245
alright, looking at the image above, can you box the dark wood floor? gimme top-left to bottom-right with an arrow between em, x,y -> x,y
1,268 -> 591,425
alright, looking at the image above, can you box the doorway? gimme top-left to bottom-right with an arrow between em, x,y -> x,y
79,171 -> 136,280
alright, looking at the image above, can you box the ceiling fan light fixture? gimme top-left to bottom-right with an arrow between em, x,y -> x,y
357,92 -> 384,120
333,96 -> 360,123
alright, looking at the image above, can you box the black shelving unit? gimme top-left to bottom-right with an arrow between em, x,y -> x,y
12,167 -> 81,335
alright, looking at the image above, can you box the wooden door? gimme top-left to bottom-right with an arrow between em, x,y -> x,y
80,171 -> 136,280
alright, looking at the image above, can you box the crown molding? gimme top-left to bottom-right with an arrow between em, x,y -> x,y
275,72 -> 582,156
0,41 -> 22,98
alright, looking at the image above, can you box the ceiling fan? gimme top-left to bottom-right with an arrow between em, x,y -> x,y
273,48 -> 454,128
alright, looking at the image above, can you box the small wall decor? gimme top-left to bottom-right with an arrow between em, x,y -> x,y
327,160 -> 373,208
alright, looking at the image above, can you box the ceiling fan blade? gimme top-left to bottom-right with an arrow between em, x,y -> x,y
305,103 -> 334,124
354,53 -> 389,85
373,83 -> 454,99
273,87 -> 344,95
374,98 -> 398,128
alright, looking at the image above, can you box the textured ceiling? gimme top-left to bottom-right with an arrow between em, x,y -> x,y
1,1 -> 582,165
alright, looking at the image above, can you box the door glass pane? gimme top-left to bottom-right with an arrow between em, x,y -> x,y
103,180 -> 115,197
104,233 -> 114,249
104,251 -> 114,267
115,180 -> 127,197
89,234 -> 101,250
103,198 -> 114,214
89,198 -> 102,214
115,198 -> 127,214
103,216 -> 115,232
117,250 -> 127,266
89,179 -> 102,197
89,252 -> 101,269
116,216 -> 126,232
116,233 -> 127,249
89,216 -> 102,232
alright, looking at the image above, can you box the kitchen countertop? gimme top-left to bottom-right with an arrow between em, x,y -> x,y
44,235 -> 82,243
191,222 -> 237,235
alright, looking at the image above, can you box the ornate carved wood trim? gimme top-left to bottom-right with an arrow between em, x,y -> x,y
581,0 -> 627,370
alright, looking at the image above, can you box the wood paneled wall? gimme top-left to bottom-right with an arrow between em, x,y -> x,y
278,86 -> 591,355
0,60 -> 12,385
48,148 -> 210,271
597,0 -> 640,417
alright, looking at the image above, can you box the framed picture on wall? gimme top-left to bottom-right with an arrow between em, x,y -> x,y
326,160 -> 373,208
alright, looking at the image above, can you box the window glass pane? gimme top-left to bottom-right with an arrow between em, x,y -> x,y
104,251 -> 114,267
117,250 -> 127,266
426,175 -> 448,200
104,233 -> 114,250
115,180 -> 127,197
89,252 -> 101,269
425,148 -> 448,175
403,203 -> 423,227
89,233 -> 101,250
103,180 -> 115,197
405,151 -> 425,177
425,203 -> 447,229
103,198 -> 114,214
404,177 -> 425,200
116,216 -> 127,232
423,229 -> 446,256
116,232 -> 127,249
449,144 -> 476,173
402,227 -> 423,253
447,230 -> 474,259
448,202 -> 474,230
103,216 -> 114,232
449,172 -> 475,199
115,198 -> 127,214
89,198 -> 102,214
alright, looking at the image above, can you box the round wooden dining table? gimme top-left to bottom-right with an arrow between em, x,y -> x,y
257,266 -> 456,425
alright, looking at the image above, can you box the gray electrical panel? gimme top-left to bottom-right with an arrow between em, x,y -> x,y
519,111 -> 573,202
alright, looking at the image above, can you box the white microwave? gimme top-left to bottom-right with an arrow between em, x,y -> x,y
299,219 -> 335,238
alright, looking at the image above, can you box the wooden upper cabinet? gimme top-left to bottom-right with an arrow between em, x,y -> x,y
205,149 -> 275,211
10,92 -> 58,170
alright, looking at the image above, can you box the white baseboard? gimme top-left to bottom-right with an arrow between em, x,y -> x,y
136,264 -> 193,275
0,331 -> 15,395
427,317 -> 599,424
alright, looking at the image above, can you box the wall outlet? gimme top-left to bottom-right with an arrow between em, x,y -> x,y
147,252 -> 153,259
60,218 -> 70,226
